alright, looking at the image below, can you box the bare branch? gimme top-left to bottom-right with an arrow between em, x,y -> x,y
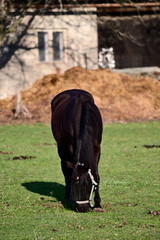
115,30 -> 144,47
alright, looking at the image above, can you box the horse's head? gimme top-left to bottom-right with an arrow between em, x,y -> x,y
71,163 -> 93,213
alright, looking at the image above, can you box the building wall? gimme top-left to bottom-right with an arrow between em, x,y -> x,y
0,8 -> 98,99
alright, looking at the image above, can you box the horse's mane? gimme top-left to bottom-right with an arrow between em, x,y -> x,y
74,96 -> 102,171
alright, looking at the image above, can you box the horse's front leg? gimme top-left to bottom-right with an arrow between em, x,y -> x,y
61,161 -> 73,203
93,174 -> 105,212
94,174 -> 101,208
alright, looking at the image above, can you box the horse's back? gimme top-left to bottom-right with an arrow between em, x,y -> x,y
51,89 -> 94,110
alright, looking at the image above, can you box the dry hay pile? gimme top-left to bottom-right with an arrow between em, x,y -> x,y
0,66 -> 160,124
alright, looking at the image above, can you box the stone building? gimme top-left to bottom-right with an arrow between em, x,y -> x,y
0,7 -> 98,99
0,2 -> 160,99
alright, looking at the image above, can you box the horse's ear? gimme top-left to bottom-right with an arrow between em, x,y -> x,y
64,161 -> 75,169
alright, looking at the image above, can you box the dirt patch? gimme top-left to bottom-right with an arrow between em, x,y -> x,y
0,66 -> 160,125
144,145 -> 160,149
12,155 -> 36,160
149,211 -> 160,216
0,151 -> 13,154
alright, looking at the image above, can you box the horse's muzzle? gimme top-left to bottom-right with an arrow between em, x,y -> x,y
76,202 -> 90,213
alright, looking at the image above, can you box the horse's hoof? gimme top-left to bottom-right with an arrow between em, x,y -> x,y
93,207 -> 106,212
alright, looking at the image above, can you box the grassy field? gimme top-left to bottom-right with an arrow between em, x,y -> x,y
0,122 -> 159,240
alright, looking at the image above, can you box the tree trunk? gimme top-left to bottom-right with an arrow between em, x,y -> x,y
14,92 -> 32,119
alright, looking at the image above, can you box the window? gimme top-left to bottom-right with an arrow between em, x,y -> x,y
37,31 -> 64,62
38,32 -> 48,62
53,32 -> 63,61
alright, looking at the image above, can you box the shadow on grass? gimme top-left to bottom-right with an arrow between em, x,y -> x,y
22,181 -> 75,211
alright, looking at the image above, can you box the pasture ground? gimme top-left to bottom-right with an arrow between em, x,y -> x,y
0,122 -> 160,240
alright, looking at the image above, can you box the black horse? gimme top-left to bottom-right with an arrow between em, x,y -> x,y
51,89 -> 103,212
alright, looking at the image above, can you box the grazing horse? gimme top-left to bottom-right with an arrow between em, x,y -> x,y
51,89 -> 103,212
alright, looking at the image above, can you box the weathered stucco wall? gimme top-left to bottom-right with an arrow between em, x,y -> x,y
98,14 -> 160,68
1,10 -> 159,100
0,8 -> 98,99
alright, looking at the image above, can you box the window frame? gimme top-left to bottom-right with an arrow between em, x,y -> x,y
37,31 -> 49,62
52,31 -> 64,62
37,29 -> 66,63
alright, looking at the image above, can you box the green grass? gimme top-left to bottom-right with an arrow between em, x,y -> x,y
0,122 -> 160,240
